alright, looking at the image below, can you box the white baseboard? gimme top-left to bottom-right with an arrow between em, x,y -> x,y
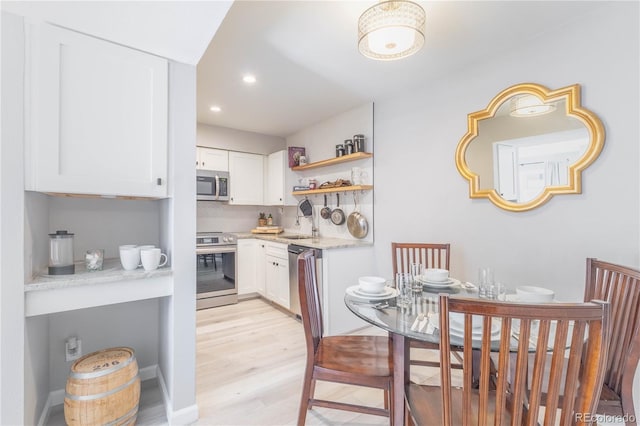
37,364 -> 159,426
156,367 -> 199,425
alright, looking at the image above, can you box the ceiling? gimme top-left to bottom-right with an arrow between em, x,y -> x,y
196,1 -> 604,138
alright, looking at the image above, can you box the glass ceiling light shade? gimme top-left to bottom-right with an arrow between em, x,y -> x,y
510,94 -> 556,117
358,0 -> 426,61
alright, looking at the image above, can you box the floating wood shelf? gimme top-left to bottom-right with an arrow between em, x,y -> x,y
292,152 -> 373,171
292,185 -> 373,196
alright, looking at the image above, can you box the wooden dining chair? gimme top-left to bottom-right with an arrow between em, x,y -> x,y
297,250 -> 393,425
584,258 -> 640,424
405,295 -> 611,426
391,242 -> 461,371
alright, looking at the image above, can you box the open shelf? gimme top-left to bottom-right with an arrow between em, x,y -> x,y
291,152 -> 372,171
292,184 -> 373,196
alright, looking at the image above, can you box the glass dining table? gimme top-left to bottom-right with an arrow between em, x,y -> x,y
344,281 -> 536,425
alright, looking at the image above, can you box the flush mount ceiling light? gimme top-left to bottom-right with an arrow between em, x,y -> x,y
358,0 -> 426,61
209,105 -> 222,112
242,74 -> 257,84
510,95 -> 556,117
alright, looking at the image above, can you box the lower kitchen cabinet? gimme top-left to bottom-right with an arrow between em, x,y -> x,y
237,239 -> 257,295
238,239 -> 289,308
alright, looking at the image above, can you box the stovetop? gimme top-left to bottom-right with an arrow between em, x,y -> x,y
196,232 -> 236,246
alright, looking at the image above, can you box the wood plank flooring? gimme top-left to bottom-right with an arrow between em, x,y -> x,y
195,297 -> 399,425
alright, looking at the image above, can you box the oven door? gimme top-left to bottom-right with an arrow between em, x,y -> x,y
196,246 -> 237,309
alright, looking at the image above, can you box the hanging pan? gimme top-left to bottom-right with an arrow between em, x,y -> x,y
331,193 -> 346,225
347,192 -> 368,238
320,194 -> 331,219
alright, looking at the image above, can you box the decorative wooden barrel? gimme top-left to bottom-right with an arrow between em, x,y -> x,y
64,347 -> 140,426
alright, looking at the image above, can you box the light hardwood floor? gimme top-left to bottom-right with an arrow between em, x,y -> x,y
195,297 -> 403,426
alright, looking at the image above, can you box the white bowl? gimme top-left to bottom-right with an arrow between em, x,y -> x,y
358,276 -> 387,294
516,286 -> 555,303
424,268 -> 449,282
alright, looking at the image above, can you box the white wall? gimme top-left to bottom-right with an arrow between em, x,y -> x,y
1,11 -> 26,425
197,123 -> 285,155
371,3 -> 639,412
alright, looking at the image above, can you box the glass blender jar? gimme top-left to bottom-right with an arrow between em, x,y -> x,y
48,230 -> 75,275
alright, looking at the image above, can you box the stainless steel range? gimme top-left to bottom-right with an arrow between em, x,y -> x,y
196,232 -> 237,309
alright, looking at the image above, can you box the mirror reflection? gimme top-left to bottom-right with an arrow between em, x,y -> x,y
455,83 -> 605,212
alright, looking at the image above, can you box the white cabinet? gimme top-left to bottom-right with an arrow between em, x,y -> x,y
265,150 -> 286,205
196,147 -> 228,171
264,242 -> 289,309
255,241 -> 267,296
26,23 -> 169,198
228,151 -> 264,205
237,239 -> 258,295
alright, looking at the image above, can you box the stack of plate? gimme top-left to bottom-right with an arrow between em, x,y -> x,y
346,283 -> 397,300
416,275 -> 461,289
446,313 -> 502,341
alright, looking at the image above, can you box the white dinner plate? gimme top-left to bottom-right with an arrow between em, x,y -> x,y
355,285 -> 391,297
432,317 -> 501,341
418,278 -> 461,288
346,285 -> 398,300
505,294 -> 558,303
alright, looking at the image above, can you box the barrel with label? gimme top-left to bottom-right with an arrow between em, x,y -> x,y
64,347 -> 140,426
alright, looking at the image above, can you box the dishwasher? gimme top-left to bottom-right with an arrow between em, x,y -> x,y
288,244 -> 323,318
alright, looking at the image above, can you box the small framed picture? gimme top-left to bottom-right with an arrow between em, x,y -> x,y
288,147 -> 306,167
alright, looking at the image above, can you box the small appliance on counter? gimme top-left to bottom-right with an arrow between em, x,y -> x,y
49,230 -> 75,275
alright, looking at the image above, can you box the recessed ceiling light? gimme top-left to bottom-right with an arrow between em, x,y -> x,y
242,74 -> 257,84
209,105 -> 222,112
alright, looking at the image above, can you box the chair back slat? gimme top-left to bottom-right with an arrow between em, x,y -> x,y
298,250 -> 323,355
585,258 -> 640,401
437,296 -> 610,426
391,242 -> 450,275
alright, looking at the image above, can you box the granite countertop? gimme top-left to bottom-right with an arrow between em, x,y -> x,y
234,232 -> 373,250
25,258 -> 172,292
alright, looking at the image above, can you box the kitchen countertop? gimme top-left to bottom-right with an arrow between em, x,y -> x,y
234,232 -> 373,249
25,258 -> 172,292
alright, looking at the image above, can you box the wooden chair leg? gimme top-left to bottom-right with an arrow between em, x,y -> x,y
297,365 -> 314,426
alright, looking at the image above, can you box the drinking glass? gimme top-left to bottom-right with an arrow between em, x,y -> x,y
478,267 -> 494,298
395,272 -> 412,308
410,263 -> 424,291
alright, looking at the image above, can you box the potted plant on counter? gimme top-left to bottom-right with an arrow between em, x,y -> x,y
258,212 -> 267,227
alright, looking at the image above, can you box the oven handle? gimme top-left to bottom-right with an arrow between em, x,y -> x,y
196,246 -> 237,255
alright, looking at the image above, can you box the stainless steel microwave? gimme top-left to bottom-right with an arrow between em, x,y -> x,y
197,170 -> 230,201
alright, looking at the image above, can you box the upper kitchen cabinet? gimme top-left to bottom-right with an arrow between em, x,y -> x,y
26,23 -> 169,198
196,147 -> 228,171
264,150 -> 286,206
228,151 -> 264,205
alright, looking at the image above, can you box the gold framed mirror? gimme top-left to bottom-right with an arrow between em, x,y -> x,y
455,83 -> 605,212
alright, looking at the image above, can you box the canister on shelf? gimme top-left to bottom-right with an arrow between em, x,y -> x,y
336,144 -> 345,157
353,134 -> 365,153
344,139 -> 354,155
49,230 -> 75,275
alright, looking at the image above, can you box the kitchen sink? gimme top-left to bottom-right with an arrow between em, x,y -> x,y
279,235 -> 312,240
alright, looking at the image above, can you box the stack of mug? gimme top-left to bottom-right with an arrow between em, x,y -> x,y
119,245 -> 168,271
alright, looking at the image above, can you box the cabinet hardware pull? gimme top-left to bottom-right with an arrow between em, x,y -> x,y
156,178 -> 162,185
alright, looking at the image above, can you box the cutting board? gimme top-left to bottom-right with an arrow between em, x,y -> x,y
251,226 -> 284,234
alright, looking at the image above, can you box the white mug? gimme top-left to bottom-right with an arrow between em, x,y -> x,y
119,246 -> 141,271
140,248 -> 168,271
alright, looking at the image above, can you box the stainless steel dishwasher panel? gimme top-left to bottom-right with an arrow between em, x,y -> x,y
288,244 -> 322,318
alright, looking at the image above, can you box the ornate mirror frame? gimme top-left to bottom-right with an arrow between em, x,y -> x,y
455,83 -> 605,212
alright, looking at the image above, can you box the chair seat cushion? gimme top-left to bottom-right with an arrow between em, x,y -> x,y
315,335 -> 392,377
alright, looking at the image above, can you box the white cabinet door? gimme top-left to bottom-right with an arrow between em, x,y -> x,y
255,241 -> 266,296
197,147 -> 228,171
228,151 -> 264,205
237,239 -> 257,295
27,23 -> 168,198
264,242 -> 289,309
265,150 -> 285,205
